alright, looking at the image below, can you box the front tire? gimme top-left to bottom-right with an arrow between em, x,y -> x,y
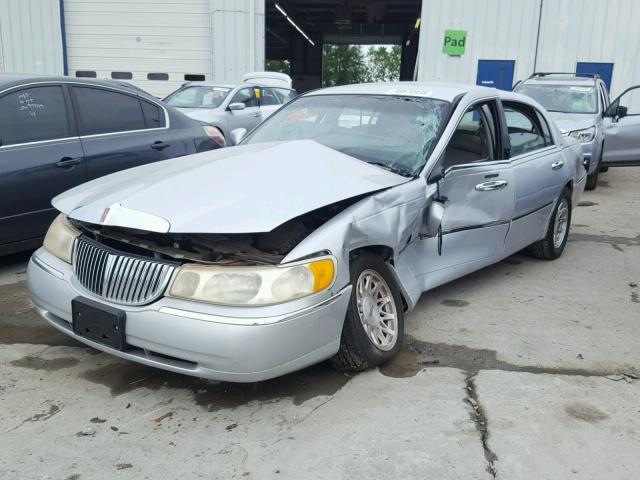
528,187 -> 572,260
585,165 -> 599,190
331,253 -> 404,371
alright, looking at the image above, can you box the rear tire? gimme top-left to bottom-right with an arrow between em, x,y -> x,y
528,188 -> 572,260
331,253 -> 404,371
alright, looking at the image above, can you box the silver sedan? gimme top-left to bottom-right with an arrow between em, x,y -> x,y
163,80 -> 296,147
28,82 -> 586,382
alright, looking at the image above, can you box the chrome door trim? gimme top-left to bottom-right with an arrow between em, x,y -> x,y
0,136 -> 81,150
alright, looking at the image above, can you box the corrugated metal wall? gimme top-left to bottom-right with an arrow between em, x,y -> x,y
417,0 -> 640,97
211,0 -> 265,84
0,0 -> 64,74
537,0 -> 640,96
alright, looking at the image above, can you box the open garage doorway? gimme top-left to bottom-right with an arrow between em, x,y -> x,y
265,0 -> 422,92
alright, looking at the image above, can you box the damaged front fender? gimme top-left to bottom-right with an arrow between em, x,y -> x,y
283,179 -> 431,311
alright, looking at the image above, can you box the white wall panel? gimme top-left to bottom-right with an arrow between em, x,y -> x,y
210,0 -> 265,84
0,0 -> 64,74
64,0 -> 213,97
416,0 -> 540,87
417,0 -> 640,98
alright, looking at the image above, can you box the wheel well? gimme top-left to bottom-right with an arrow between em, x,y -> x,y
349,245 -> 394,263
565,180 -> 573,193
348,245 -> 409,311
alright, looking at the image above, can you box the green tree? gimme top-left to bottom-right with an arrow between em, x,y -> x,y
322,44 -> 369,87
365,45 -> 401,82
266,59 -> 291,76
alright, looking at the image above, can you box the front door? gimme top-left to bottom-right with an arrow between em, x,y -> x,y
226,86 -> 262,133
0,84 -> 86,248
409,101 -> 515,290
602,85 -> 640,167
476,60 -> 516,91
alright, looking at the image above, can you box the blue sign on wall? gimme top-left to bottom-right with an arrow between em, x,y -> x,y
476,60 -> 516,91
576,62 -> 614,92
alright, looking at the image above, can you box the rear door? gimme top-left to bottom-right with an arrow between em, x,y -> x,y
226,86 -> 262,132
602,85 -> 640,166
0,84 -> 86,248
503,101 -> 566,252
70,85 -> 175,180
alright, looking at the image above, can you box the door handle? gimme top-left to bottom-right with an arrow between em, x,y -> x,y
55,157 -> 82,168
252,112 -> 261,117
151,141 -> 171,151
551,160 -> 564,170
475,180 -> 508,191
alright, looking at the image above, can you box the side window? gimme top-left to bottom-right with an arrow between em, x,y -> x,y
140,100 -> 165,128
259,87 -> 280,106
0,86 -> 69,146
443,104 -> 494,169
230,87 -> 258,108
503,102 -> 548,157
73,87 -> 146,135
535,110 -> 554,146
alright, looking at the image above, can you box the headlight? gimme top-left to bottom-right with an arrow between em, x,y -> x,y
568,126 -> 596,143
43,214 -> 81,263
168,256 -> 336,306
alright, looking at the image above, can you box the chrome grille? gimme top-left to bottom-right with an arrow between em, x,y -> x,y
72,237 -> 176,306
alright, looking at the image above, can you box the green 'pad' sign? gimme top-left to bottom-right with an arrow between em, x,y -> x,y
443,30 -> 467,55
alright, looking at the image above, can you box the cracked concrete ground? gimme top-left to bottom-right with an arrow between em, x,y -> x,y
1,168 -> 639,479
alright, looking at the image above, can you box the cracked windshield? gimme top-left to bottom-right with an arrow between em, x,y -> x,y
244,94 -> 450,177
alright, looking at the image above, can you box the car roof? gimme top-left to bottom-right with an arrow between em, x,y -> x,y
303,81 -> 507,103
520,75 -> 598,86
0,73 -> 155,98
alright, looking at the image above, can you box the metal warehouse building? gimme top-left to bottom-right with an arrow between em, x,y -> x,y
1,0 -> 640,97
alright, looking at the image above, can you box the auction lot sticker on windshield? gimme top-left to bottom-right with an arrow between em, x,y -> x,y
569,86 -> 592,92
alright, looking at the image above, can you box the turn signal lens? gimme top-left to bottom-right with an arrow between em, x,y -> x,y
309,258 -> 335,292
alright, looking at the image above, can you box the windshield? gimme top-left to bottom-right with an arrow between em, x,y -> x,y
516,84 -> 598,114
164,86 -> 231,109
242,94 -> 450,177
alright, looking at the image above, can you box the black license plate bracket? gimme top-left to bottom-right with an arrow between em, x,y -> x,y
72,297 -> 127,350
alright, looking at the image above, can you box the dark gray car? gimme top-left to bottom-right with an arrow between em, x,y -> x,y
0,74 -> 219,255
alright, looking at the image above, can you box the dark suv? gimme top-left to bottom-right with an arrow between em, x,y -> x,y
0,74 -> 219,255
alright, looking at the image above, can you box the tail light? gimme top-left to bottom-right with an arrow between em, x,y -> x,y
202,125 -> 226,147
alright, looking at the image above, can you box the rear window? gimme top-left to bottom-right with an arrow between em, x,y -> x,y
73,87 -> 146,135
0,86 -> 69,146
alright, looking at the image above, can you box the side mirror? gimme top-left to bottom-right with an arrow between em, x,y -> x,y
427,165 -> 446,184
228,102 -> 246,111
616,105 -> 628,119
230,128 -> 247,146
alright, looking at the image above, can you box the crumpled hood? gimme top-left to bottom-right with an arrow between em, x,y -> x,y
548,112 -> 598,134
53,140 -> 407,233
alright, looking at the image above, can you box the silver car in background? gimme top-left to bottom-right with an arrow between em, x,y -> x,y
27,82 -> 585,382
163,72 -> 296,147
515,72 -> 640,189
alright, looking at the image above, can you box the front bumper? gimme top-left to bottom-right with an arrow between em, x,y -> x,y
27,248 -> 351,382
